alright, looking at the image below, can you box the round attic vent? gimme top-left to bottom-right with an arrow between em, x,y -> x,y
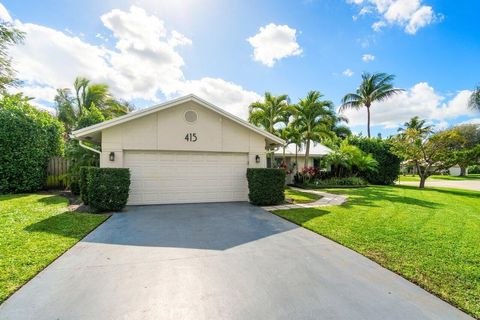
184,110 -> 198,123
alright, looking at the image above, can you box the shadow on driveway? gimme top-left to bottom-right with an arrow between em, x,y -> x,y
82,202 -> 298,250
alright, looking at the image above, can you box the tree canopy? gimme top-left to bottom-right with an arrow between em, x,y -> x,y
340,72 -> 404,137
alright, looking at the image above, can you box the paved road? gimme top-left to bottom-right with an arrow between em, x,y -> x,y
0,203 -> 472,320
398,179 -> 480,191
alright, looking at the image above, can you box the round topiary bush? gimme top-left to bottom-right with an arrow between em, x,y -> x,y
0,94 -> 64,193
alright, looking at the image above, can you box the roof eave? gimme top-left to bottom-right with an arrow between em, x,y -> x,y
71,94 -> 285,145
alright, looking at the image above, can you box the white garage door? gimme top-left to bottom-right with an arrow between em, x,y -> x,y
124,151 -> 249,205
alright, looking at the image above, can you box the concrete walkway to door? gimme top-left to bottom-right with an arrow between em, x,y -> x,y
0,203 -> 472,320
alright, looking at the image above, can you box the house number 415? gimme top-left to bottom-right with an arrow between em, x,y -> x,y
185,133 -> 198,142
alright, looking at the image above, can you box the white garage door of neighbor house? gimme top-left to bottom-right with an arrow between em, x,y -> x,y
124,151 -> 249,205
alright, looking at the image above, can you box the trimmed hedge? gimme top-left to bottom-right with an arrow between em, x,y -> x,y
0,94 -> 64,193
79,166 -> 94,204
87,168 -> 131,212
349,136 -> 401,185
246,168 -> 285,206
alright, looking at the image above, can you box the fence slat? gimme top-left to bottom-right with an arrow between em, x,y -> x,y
46,157 -> 70,189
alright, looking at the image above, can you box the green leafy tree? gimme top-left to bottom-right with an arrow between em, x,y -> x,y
0,22 -> 25,91
292,91 -> 335,168
450,124 -> 480,175
0,94 -> 64,193
340,72 -> 404,138
469,85 -> 480,111
391,128 -> 462,188
348,136 -> 401,185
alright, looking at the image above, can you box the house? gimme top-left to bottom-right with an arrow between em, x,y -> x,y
448,165 -> 468,177
71,95 -> 284,205
273,141 -> 332,170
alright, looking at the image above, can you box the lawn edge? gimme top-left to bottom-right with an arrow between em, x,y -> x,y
0,194 -> 112,305
270,202 -> 477,319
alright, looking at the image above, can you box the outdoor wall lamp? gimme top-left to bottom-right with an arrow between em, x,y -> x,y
255,155 -> 260,163
109,152 -> 115,161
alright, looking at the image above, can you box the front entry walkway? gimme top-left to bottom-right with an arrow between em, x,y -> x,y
262,187 -> 347,211
0,202 -> 472,320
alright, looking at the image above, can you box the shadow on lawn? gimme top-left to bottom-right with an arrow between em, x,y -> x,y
24,211 -> 105,239
36,194 -> 67,205
338,186 -> 442,209
275,208 -> 331,225
0,194 -> 32,201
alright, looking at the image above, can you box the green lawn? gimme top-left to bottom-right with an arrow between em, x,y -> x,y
285,187 -> 321,203
398,174 -> 480,182
0,193 -> 109,303
274,186 -> 480,318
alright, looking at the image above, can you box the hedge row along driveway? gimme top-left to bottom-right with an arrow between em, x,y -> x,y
0,193 -> 108,303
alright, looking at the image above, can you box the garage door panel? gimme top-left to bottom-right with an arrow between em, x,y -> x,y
124,151 -> 249,205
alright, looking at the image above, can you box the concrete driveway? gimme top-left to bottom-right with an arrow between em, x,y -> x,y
398,179 -> 480,191
0,203 -> 472,320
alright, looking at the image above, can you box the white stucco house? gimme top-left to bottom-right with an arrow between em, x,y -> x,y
71,95 -> 284,205
273,141 -> 332,170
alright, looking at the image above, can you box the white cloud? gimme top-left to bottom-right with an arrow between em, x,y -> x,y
341,82 -> 474,129
342,69 -> 354,77
0,2 -> 11,22
460,118 -> 480,125
7,5 -> 260,119
247,23 -> 302,67
176,77 -> 262,119
362,54 -> 375,62
348,0 -> 439,34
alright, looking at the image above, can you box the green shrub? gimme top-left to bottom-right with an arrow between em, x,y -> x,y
246,168 -> 285,205
87,168 -> 130,212
79,166 -> 94,204
349,136 -> 401,185
0,94 -> 64,193
69,180 -> 80,195
306,177 -> 368,187
468,165 -> 480,174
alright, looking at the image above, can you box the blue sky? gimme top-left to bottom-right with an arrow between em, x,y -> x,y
3,0 -> 480,136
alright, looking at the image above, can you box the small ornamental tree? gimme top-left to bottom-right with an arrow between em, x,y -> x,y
391,128 -> 462,188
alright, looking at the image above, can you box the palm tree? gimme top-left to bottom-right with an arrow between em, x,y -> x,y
55,77 -> 131,133
248,92 -> 292,165
293,91 -> 335,168
340,72 -> 404,138
398,116 -> 433,135
248,92 -> 291,133
469,85 -> 480,111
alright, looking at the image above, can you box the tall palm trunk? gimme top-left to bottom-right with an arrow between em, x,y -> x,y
366,104 -> 371,138
304,139 -> 310,169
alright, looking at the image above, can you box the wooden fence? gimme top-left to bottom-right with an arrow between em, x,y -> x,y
46,157 -> 70,189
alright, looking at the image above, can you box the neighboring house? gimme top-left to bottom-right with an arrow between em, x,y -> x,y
449,165 -> 468,177
401,162 -> 467,177
72,94 -> 284,205
273,141 -> 332,170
